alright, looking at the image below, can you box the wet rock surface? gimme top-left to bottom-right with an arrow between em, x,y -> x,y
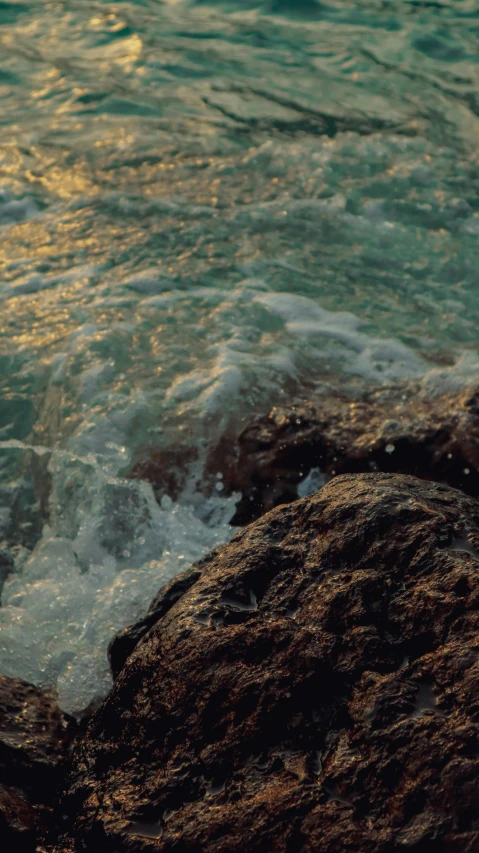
0,783 -> 37,851
0,675 -> 77,850
53,474 -> 479,852
108,564 -> 203,680
216,384 -> 479,524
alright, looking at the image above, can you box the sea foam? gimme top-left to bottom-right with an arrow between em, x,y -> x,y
0,439 -> 237,715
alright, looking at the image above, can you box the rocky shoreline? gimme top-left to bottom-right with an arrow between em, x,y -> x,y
127,382 -> 479,525
211,382 -> 479,525
2,384 -> 479,850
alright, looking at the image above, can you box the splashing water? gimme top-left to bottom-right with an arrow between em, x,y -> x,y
0,438 -> 238,714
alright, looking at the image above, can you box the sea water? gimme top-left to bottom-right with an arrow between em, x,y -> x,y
1,0 -> 479,713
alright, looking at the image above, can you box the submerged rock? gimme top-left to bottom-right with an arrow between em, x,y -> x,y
0,675 -> 77,850
126,445 -> 199,503
54,474 -> 479,852
216,384 -> 479,524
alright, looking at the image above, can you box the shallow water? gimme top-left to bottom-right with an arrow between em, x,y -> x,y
1,0 -> 479,712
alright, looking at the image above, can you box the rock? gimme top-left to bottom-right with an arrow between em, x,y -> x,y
0,784 -> 37,851
108,564 -> 202,679
126,445 -> 199,504
53,474 -> 479,852
0,675 -> 77,849
216,384 -> 479,524
0,674 -> 76,800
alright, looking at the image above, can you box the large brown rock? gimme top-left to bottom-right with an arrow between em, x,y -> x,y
0,675 -> 77,850
217,384 -> 479,524
53,474 -> 479,852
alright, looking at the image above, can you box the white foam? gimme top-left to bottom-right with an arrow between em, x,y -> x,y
0,265 -> 100,300
419,350 -> 479,398
50,353 -> 68,386
297,468 -> 329,498
80,360 -> 116,400
124,269 -> 174,295
254,292 -> 362,332
0,440 -> 237,715
255,290 -> 427,383
141,292 -> 184,308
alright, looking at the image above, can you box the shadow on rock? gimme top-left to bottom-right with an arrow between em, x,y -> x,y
0,675 -> 77,850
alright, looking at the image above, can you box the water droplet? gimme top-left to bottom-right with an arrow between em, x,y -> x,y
385,444 -> 395,454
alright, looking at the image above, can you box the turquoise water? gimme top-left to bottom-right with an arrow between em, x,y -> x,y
1,0 -> 479,712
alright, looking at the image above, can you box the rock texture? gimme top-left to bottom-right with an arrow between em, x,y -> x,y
216,384 -> 479,524
109,564 -> 203,680
54,474 -> 479,852
0,784 -> 37,852
0,675 -> 77,850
